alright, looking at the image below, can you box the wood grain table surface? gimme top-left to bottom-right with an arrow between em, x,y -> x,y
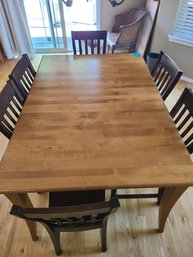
0,54 -> 192,238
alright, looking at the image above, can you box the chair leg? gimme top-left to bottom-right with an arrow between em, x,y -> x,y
43,224 -> 62,256
157,187 -> 165,205
111,189 -> 117,198
107,44 -> 110,54
100,217 -> 108,252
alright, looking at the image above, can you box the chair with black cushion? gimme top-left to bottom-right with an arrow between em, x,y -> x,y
9,54 -> 36,101
10,190 -> 120,256
151,51 -> 183,100
158,87 -> 193,203
0,80 -> 24,139
71,30 -> 107,55
107,8 -> 147,53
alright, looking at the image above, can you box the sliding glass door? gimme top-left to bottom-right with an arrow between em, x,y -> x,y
63,0 -> 97,51
23,0 -> 98,53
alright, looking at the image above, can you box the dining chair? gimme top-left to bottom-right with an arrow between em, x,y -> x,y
9,54 -> 36,101
107,8 -> 147,53
158,87 -> 193,203
151,51 -> 183,101
71,30 -> 107,55
10,190 -> 120,256
0,80 -> 24,139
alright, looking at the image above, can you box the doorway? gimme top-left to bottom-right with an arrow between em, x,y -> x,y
23,0 -> 98,53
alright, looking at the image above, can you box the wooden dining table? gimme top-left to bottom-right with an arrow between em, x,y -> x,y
0,54 -> 192,241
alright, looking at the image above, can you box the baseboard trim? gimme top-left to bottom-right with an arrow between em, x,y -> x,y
181,76 -> 193,84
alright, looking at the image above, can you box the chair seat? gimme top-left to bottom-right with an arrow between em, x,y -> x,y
49,190 -> 105,207
107,31 -> 135,53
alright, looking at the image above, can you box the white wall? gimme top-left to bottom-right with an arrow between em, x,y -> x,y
100,0 -> 146,31
150,0 -> 193,79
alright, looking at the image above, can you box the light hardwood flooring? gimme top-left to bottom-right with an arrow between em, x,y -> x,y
0,55 -> 193,257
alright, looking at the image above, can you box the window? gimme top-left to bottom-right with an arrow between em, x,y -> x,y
23,0 -> 99,53
169,0 -> 193,47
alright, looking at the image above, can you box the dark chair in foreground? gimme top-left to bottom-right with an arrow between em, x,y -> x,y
10,190 -> 120,256
9,54 -> 36,101
107,8 -> 147,53
151,51 -> 183,100
0,80 -> 24,139
71,30 -> 107,55
158,87 -> 193,202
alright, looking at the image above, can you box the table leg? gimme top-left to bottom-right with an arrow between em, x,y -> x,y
158,186 -> 188,233
4,193 -> 37,241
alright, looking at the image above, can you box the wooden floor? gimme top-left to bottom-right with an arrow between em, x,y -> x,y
0,55 -> 193,257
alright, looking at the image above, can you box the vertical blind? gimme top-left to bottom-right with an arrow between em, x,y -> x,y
172,0 -> 193,42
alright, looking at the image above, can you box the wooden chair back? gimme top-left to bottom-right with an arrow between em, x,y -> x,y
71,30 -> 107,55
151,51 -> 183,100
10,190 -> 119,255
0,80 -> 24,139
170,87 -> 193,154
9,54 -> 36,100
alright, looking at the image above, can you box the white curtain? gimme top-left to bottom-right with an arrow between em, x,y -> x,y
0,0 -> 33,59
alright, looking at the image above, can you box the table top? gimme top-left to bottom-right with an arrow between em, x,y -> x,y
0,54 -> 192,193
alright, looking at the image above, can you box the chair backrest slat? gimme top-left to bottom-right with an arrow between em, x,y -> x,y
2,117 -> 15,131
151,51 -> 183,101
187,142 -> 193,153
11,98 -> 22,113
184,130 -> 193,146
178,113 -> 191,131
71,30 -> 107,55
5,110 -> 17,125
